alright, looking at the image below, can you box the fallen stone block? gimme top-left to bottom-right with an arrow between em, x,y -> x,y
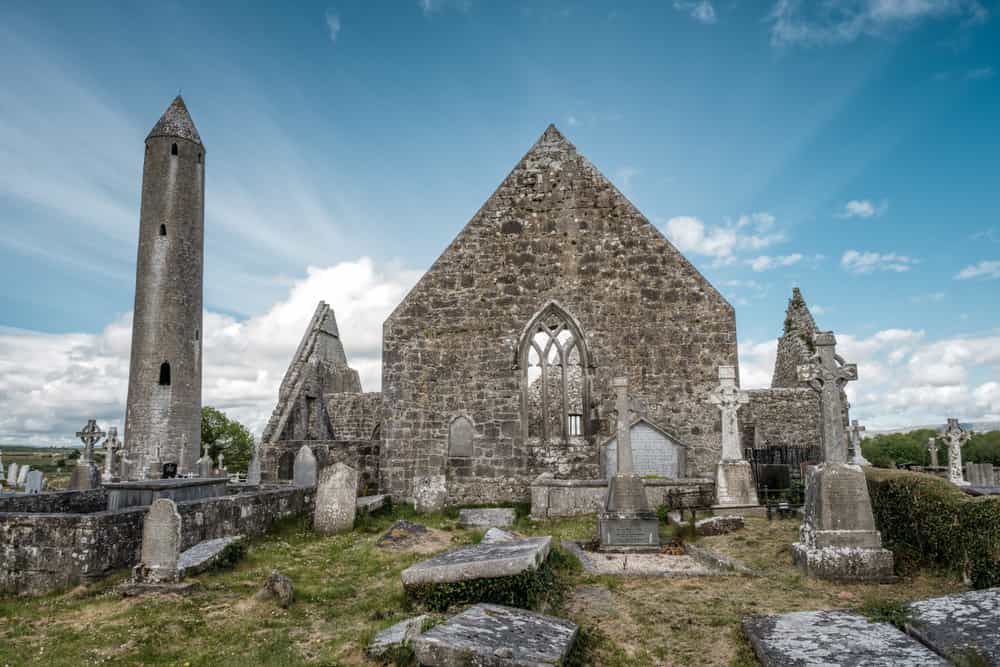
743,610 -> 947,666
368,615 -> 428,660
481,527 -> 518,544
357,493 -> 389,514
907,588 -> 1000,665
412,604 -> 577,667
695,515 -> 744,536
458,507 -> 516,528
255,569 -> 294,608
402,536 -> 550,587
177,536 -> 244,577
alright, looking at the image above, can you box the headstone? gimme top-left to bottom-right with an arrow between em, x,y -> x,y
176,536 -> 244,578
313,462 -> 358,535
16,465 -> 30,487
906,588 -> 1000,664
849,419 -> 871,466
458,507 -> 516,528
792,332 -> 893,581
76,419 -> 104,464
102,427 -> 121,482
137,498 -> 182,584
944,418 -> 971,486
928,437 -> 940,467
448,415 -> 474,457
743,610 -> 948,666
598,376 -> 659,551
0,462 -> 4,481
246,442 -> 262,485
412,604 -> 578,667
967,462 -> 995,487
197,445 -> 213,478
709,365 -> 759,509
356,494 -> 389,514
412,473 -> 448,513
25,470 -> 44,494
6,462 -> 19,487
217,452 -> 226,475
292,445 -> 317,487
162,462 -> 178,479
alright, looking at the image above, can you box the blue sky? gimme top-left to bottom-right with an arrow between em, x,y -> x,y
1,0 -> 998,444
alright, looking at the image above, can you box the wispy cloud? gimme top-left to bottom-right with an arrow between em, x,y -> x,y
842,249 -> 919,274
673,1 -> 717,24
955,260 -> 1000,280
419,0 -> 472,16
749,253 -> 803,271
769,0 -> 988,47
325,9 -> 341,42
661,212 -> 785,266
838,199 -> 887,219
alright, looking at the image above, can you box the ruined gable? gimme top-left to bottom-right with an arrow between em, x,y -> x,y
771,287 -> 819,389
382,125 -> 738,505
262,302 -> 362,443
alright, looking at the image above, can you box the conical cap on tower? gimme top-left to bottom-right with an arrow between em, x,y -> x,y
146,95 -> 203,145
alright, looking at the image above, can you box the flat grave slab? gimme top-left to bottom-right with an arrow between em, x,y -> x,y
177,536 -> 244,577
458,507 -> 516,528
412,603 -> 578,667
356,494 -> 389,514
562,540 -> 726,577
743,610 -> 947,666
401,536 -> 550,586
907,588 -> 1000,664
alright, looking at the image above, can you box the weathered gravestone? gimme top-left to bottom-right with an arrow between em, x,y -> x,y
25,470 -> 44,494
197,445 -> 213,478
848,420 -> 871,467
944,418 -> 971,486
102,426 -> 121,482
709,365 -> 759,512
6,462 -> 19,487
792,332 -> 893,581
69,419 -> 103,490
136,498 -> 182,584
448,415 -> 474,458
598,376 -> 659,551
313,462 -> 358,535
967,463 -> 996,487
928,437 -> 940,467
246,442 -> 262,485
412,473 -> 448,513
292,445 -> 317,487
16,465 -> 30,487
906,588 -> 1000,664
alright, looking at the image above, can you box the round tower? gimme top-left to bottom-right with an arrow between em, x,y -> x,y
123,96 -> 205,478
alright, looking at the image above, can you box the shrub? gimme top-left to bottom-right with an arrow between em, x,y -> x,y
866,468 -> 1000,588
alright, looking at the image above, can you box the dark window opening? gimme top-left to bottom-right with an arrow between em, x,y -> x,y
158,362 -> 171,386
170,143 -> 178,156
197,152 -> 202,164
159,224 -> 167,236
194,328 -> 199,341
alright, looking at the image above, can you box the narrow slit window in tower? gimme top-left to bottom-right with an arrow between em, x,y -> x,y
159,224 -> 167,236
170,143 -> 178,156
198,152 -> 202,164
158,362 -> 171,386
194,329 -> 199,341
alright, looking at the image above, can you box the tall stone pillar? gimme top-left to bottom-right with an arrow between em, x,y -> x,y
709,366 -> 760,513
791,332 -> 893,581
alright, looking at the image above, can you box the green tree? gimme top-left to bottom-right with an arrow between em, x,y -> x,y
201,407 -> 254,473
964,430 -> 1000,466
862,428 -> 942,468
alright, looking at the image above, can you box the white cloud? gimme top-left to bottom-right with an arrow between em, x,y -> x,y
769,0 -> 988,47
750,253 -> 803,271
841,249 -> 919,274
674,1 -> 717,24
839,199 -> 887,219
419,0 -> 472,15
0,258 -> 420,446
955,260 -> 1000,280
325,9 -> 341,42
740,328 -> 1000,429
662,213 -> 784,265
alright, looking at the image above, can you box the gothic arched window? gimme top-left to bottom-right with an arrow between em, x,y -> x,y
519,304 -> 589,441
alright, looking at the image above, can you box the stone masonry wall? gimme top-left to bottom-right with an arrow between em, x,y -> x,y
263,440 -> 381,494
0,489 -> 107,514
0,486 -> 312,596
381,126 -> 737,506
328,392 -> 383,441
741,389 -> 821,451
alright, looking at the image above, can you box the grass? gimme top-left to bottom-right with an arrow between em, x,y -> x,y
0,508 -> 969,666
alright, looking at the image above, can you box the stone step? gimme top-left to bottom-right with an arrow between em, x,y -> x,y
743,610 -> 948,666
906,588 -> 1000,664
412,604 -> 578,666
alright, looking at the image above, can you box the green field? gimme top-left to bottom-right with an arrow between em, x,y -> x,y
0,446 -> 106,489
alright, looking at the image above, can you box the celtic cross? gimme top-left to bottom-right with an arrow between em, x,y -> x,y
797,332 -> 857,463
708,365 -> 749,461
76,419 -> 105,465
848,420 -> 870,466
944,418 -> 970,486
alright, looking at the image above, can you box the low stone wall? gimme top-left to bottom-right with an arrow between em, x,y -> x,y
0,488 -> 107,514
530,475 -> 714,519
0,485 -> 313,597
264,440 -> 380,494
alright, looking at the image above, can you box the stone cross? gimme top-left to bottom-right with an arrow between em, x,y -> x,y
246,442 -> 262,485
613,376 -> 634,474
797,332 -> 857,464
102,427 -> 120,482
848,420 -> 871,466
928,437 -> 939,467
708,365 -> 749,461
76,419 -> 105,465
944,418 -> 971,486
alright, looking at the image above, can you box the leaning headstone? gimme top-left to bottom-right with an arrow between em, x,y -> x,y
458,507 -> 516,528
412,473 -> 448,513
944,418 -> 971,486
709,365 -> 760,512
6,462 -> 19,487
292,445 -> 317,487
743,610 -> 947,666
792,332 -> 893,581
313,462 -> 358,535
25,470 -> 44,494
412,604 -> 578,667
368,615 -> 428,660
906,588 -> 1000,664
136,498 -> 182,584
16,465 -> 30,487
